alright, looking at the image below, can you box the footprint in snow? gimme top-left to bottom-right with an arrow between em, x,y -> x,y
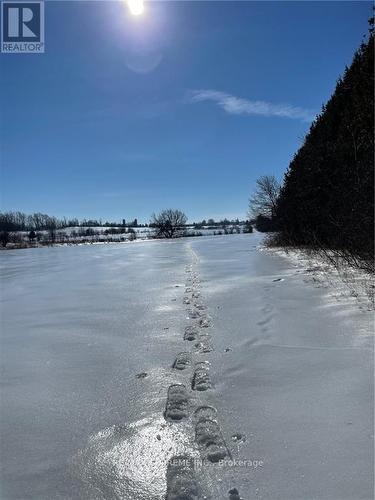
229,488 -> 241,500
164,384 -> 189,421
173,352 -> 191,370
231,433 -> 246,443
166,454 -> 198,499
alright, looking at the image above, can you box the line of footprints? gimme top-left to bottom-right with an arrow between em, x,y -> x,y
165,257 -> 241,500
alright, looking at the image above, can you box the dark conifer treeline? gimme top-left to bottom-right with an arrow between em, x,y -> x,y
276,29 -> 374,270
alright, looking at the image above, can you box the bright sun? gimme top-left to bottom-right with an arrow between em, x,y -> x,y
127,0 -> 144,16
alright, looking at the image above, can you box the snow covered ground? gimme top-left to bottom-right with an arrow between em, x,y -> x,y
263,244 -> 374,310
0,234 -> 373,499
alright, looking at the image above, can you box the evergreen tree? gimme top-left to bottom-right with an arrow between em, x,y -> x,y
276,29 -> 374,270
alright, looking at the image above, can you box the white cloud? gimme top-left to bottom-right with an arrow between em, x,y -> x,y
189,89 -> 315,122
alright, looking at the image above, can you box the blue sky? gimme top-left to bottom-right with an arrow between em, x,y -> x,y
0,1 -> 372,223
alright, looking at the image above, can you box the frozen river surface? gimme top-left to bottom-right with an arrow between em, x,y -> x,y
0,235 -> 373,499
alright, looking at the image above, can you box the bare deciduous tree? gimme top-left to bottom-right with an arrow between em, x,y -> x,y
150,209 -> 187,238
249,175 -> 280,218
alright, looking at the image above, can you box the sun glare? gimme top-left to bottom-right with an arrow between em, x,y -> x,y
127,0 -> 144,16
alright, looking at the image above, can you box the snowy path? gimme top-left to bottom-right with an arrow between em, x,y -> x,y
0,235 -> 373,499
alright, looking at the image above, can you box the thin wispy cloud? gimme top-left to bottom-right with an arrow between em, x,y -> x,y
189,90 -> 315,122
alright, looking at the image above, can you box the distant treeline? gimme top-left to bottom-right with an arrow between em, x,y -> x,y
0,211 -> 247,233
191,218 -> 247,229
274,26 -> 374,270
0,212 -> 143,232
0,210 -> 252,248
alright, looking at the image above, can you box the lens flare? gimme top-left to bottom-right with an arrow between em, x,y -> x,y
127,0 -> 144,16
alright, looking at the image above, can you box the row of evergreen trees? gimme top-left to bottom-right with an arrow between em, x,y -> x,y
275,23 -> 374,270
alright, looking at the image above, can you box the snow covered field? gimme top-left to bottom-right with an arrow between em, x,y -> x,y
0,234 -> 373,499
